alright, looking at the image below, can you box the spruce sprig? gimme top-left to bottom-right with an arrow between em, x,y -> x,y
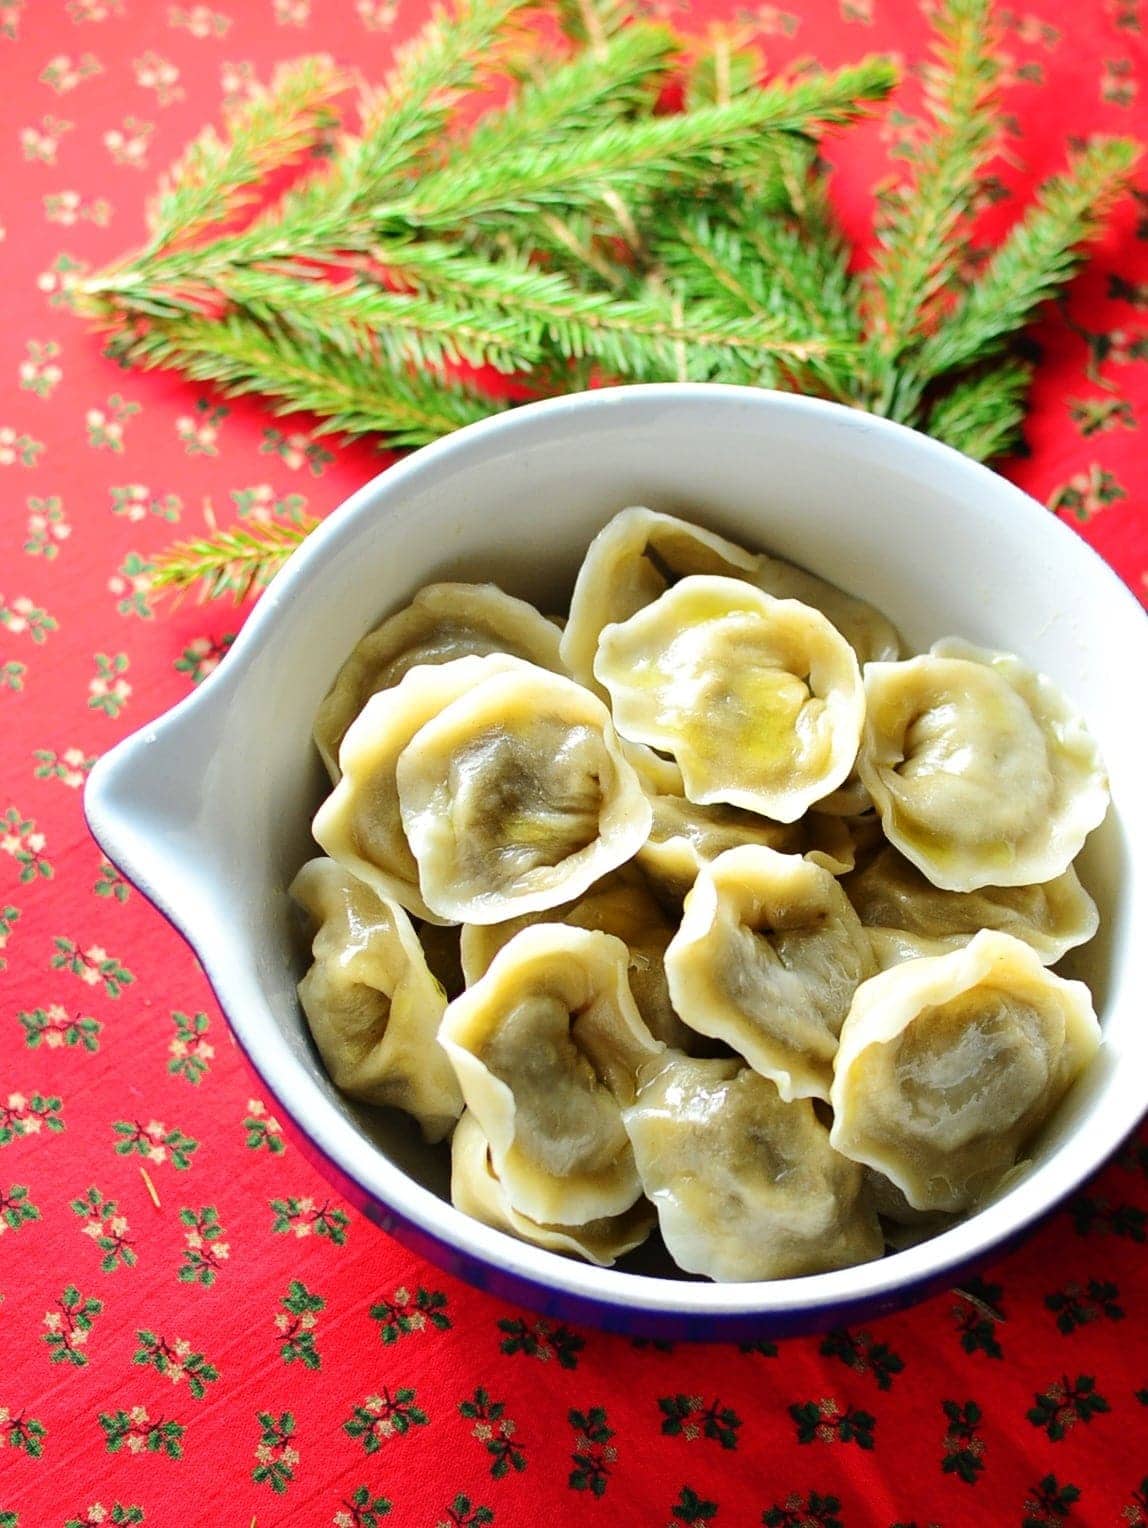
925,357 -> 1033,461
144,56 -> 348,253
106,313 -> 500,446
151,518 -> 321,602
73,0 -> 1141,605
381,61 -> 897,234
918,136 -> 1142,379
867,0 -> 1000,399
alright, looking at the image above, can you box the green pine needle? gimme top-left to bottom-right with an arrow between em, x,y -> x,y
866,0 -> 1000,412
72,0 -> 1143,606
466,22 -> 678,158
655,202 -> 862,398
919,135 -> 1143,379
925,357 -> 1034,462
106,312 -> 499,447
152,518 -> 321,603
144,57 -> 348,253
380,58 -> 897,232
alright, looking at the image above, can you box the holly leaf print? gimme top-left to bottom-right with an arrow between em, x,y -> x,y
51,935 -> 133,996
658,1394 -> 741,1449
277,1280 -> 324,1368
167,1010 -> 212,1084
99,1408 -> 184,1459
71,1186 -> 136,1272
133,1330 -> 219,1398
253,1410 -> 298,1494
0,1183 -> 40,1233
43,1285 -> 102,1366
370,1285 -> 450,1343
0,1408 -> 47,1457
178,1205 -> 228,1285
19,1005 -> 100,1051
345,1389 -> 428,1453
0,1091 -> 64,1146
112,1119 -> 198,1169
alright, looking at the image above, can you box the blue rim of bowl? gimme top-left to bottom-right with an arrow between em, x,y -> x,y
84,383 -> 1148,1338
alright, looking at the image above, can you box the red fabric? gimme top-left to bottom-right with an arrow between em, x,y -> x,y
2,1 -> 1147,1524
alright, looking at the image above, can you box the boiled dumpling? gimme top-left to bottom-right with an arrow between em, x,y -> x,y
866,927 -> 954,969
438,924 -> 663,1224
460,867 -> 692,1049
560,506 -> 900,691
397,664 -> 651,924
752,556 -> 901,666
314,582 -> 564,778
594,575 -> 864,823
638,793 -> 854,902
623,1051 -> 883,1281
561,507 -> 761,691
290,857 -> 462,1142
858,640 -> 1109,891
664,845 -> 876,1100
451,1110 -> 655,1266
313,653 -> 529,924
846,845 -> 1099,965
830,929 -> 1101,1213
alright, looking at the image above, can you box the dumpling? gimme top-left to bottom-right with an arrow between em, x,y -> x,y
396,663 -> 651,924
560,506 -> 900,692
664,845 -> 876,1100
866,927 -> 953,969
561,507 -> 761,691
594,575 -> 864,823
846,845 -> 1099,965
858,640 -> 1109,891
752,559 -> 901,667
638,792 -> 854,902
830,929 -> 1101,1214
438,924 -> 664,1224
313,653 -> 529,924
313,582 -> 564,778
290,857 -> 462,1142
460,868 -> 692,1049
451,1110 -> 655,1266
622,1051 -> 884,1281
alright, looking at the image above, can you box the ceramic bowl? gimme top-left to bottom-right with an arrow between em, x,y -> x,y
85,384 -> 1148,1340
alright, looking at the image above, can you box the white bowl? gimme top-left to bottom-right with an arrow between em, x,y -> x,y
85,384 -> 1148,1339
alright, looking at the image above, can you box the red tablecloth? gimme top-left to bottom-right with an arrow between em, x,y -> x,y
2,1 -> 1147,1523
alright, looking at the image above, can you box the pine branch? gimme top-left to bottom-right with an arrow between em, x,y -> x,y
378,58 -> 898,231
916,135 -> 1142,380
80,56 -> 891,315
68,0 -> 1144,621
385,241 -> 853,382
278,0 -> 536,222
925,357 -> 1033,461
106,313 -> 500,446
654,200 -> 862,398
466,23 -> 678,158
867,0 -> 1000,410
152,518 -> 320,603
144,57 -> 348,253
220,267 -> 542,372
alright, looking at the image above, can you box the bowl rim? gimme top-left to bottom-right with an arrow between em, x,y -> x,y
85,381 -> 1148,1327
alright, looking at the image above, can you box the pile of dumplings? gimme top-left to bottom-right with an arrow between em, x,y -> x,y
292,508 -> 1108,1283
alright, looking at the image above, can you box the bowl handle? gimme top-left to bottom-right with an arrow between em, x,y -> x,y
84,677 -> 238,947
